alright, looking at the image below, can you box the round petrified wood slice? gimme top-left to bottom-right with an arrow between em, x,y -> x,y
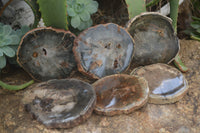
22,79 -> 96,129
73,23 -> 135,79
131,63 -> 188,104
17,27 -> 76,81
93,74 -> 149,116
126,12 -> 179,66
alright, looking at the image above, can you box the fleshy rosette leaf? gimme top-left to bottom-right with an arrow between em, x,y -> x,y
0,23 -> 30,70
67,0 -> 98,31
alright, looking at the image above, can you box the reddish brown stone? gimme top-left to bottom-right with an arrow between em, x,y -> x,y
93,74 -> 149,116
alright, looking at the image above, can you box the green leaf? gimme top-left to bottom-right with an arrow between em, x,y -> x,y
78,19 -> 92,30
3,25 -> 12,35
125,0 -> 146,19
20,26 -> 30,35
197,28 -> 200,34
3,37 -> 12,45
190,21 -> 200,29
10,35 -> 20,44
0,26 -> 3,36
67,7 -> 76,17
192,16 -> 200,21
191,35 -> 200,41
0,80 -> 34,91
1,46 -> 15,57
174,55 -> 189,72
80,10 -> 90,21
86,1 -> 98,14
0,49 -> 3,56
71,15 -> 81,28
0,55 -> 6,69
73,2 -> 84,13
183,28 -> 195,35
0,40 -> 6,46
191,32 -> 200,38
38,0 -> 68,30
67,0 -> 76,6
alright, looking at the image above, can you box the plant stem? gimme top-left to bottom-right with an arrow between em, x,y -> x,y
170,0 -> 179,33
0,0 -> 13,17
0,80 -> 34,91
191,35 -> 200,41
125,0 -> 146,19
170,0 -> 189,72
174,56 -> 189,72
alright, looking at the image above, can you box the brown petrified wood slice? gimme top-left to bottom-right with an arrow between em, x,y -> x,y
73,23 -> 135,79
131,63 -> 188,104
17,27 -> 76,81
93,74 -> 149,116
126,12 -> 179,66
22,79 -> 96,129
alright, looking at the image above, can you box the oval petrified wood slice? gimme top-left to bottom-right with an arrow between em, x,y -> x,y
93,74 -> 149,116
126,12 -> 179,66
17,27 -> 76,81
22,79 -> 96,129
73,23 -> 135,79
131,63 -> 188,104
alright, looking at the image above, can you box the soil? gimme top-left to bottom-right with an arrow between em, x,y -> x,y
0,39 -> 200,133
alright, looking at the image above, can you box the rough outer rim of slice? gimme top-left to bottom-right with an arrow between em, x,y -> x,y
73,23 -> 135,79
22,78 -> 96,129
131,63 -> 189,104
17,27 -> 76,81
93,74 -> 149,116
126,12 -> 180,66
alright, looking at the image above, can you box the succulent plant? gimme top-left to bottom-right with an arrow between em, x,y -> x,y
184,16 -> 200,41
37,0 -> 68,30
0,23 -> 30,71
8,25 -> 30,65
125,0 -> 146,19
0,23 -> 19,70
67,0 -> 98,30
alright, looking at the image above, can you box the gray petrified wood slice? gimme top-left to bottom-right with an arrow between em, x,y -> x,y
73,23 -> 135,79
131,63 -> 188,104
22,79 -> 96,128
93,74 -> 149,116
17,27 -> 76,81
126,12 -> 179,67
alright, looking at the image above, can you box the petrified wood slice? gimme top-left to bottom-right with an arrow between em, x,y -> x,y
93,74 -> 149,116
17,27 -> 76,81
131,63 -> 188,104
126,12 -> 179,66
22,79 -> 96,128
73,23 -> 135,79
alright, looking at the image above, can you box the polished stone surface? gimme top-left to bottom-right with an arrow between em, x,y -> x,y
93,74 -> 149,116
73,23 -> 134,79
22,79 -> 96,129
131,63 -> 188,104
0,40 -> 200,132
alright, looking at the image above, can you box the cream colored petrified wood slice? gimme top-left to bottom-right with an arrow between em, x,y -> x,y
131,63 -> 188,104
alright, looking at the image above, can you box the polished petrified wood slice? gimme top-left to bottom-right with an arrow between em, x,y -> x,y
73,23 -> 135,79
131,63 -> 188,104
126,12 -> 179,66
93,74 -> 149,116
22,79 -> 96,128
17,27 -> 76,81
